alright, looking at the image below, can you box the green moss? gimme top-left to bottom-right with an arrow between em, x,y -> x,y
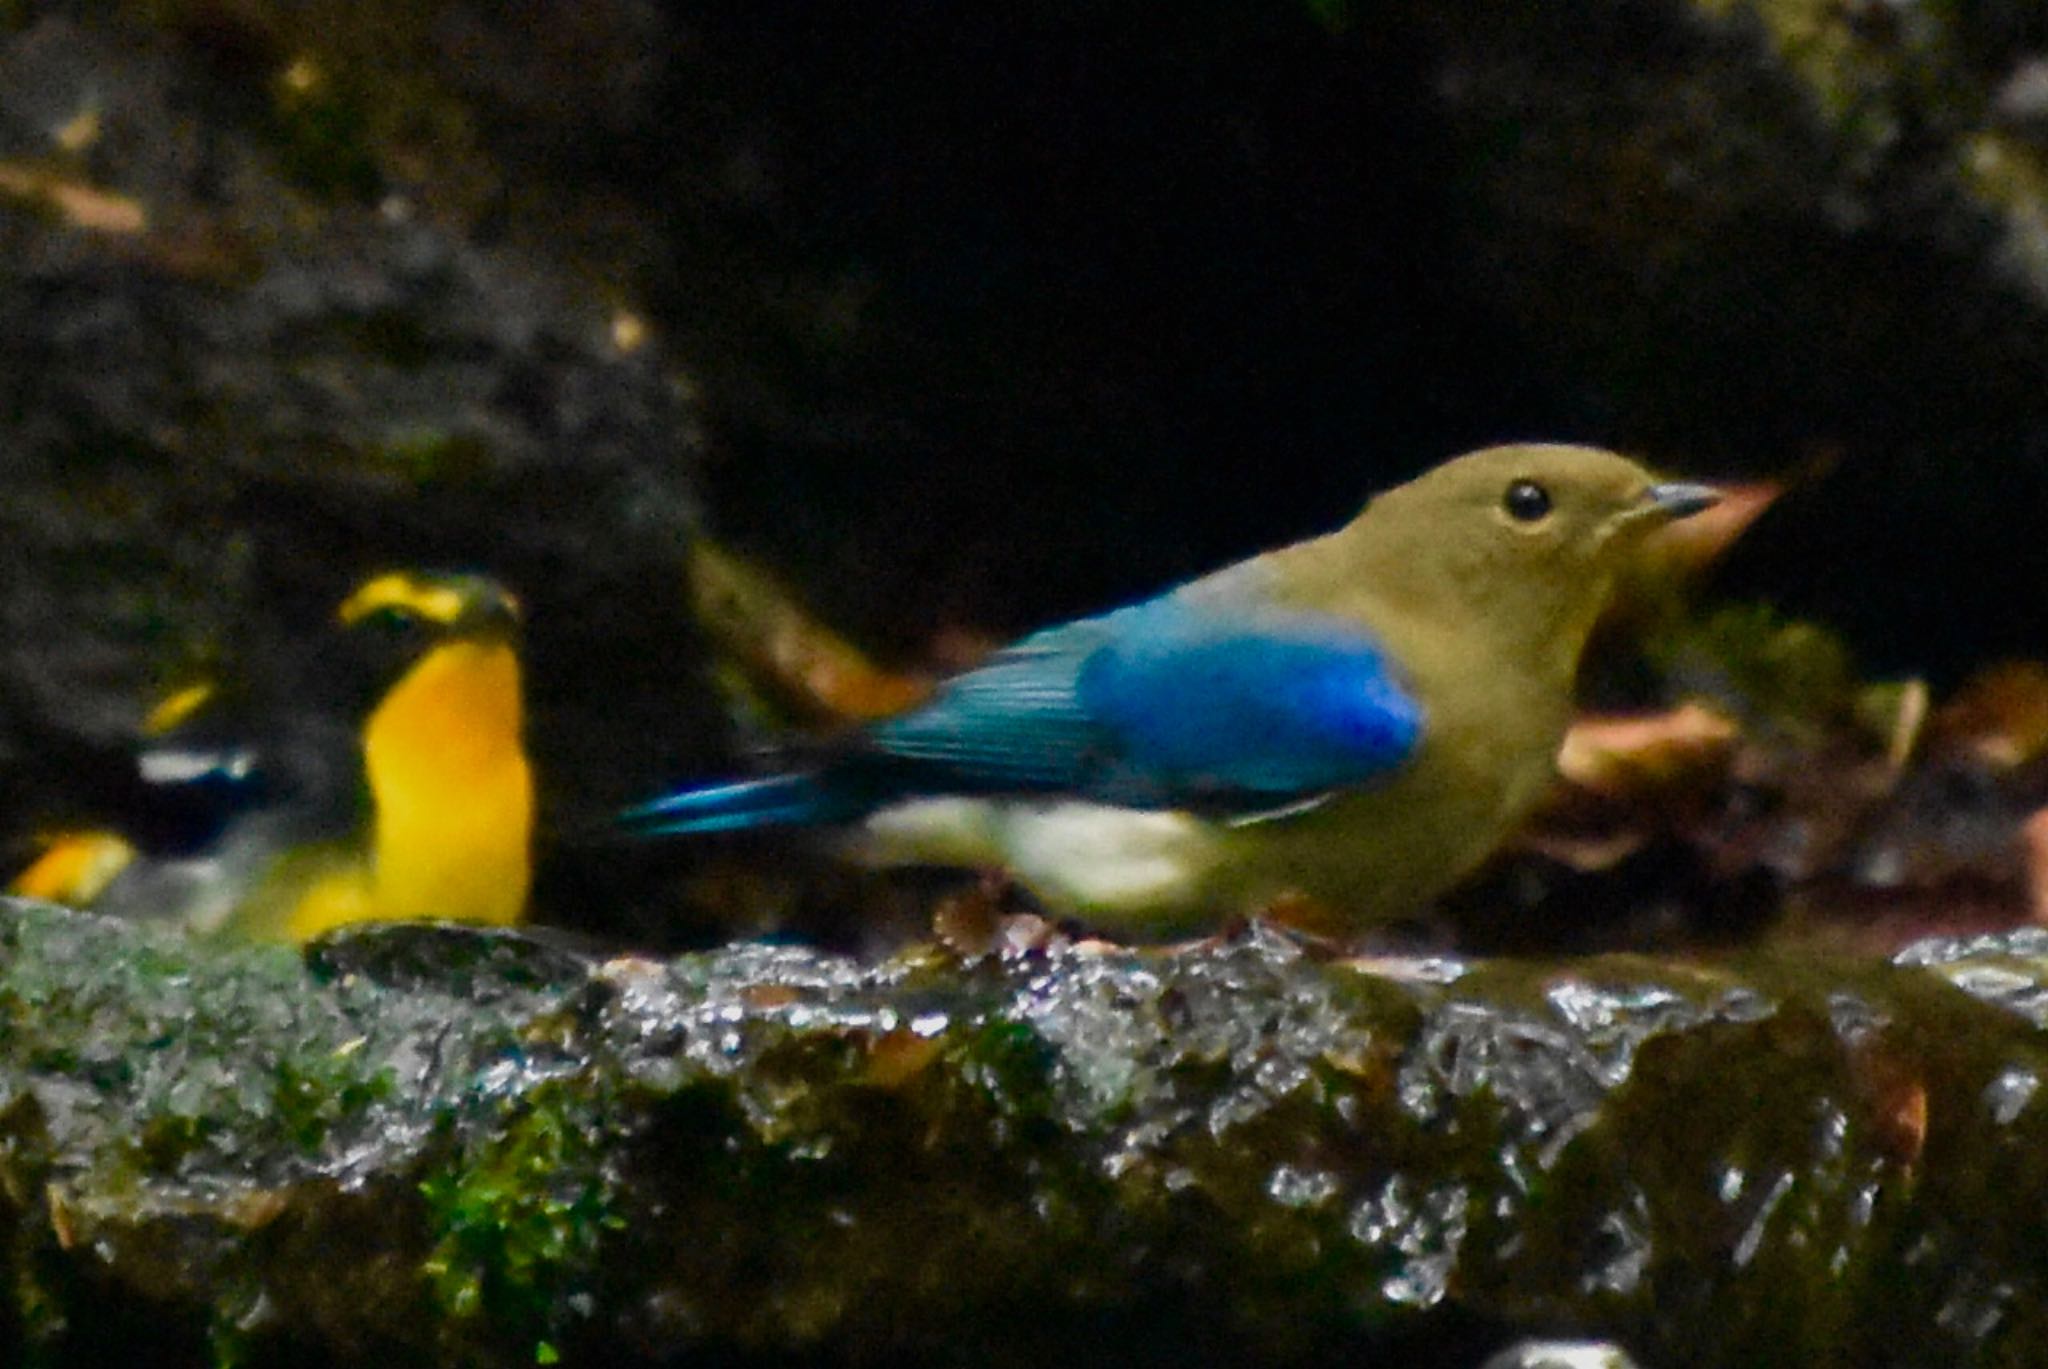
132,1108 -> 216,1172
271,1054 -> 396,1152
13,906 -> 2048,1360
420,1082 -> 623,1357
955,1019 -> 1064,1117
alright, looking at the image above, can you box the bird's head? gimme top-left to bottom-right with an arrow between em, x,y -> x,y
337,571 -> 521,647
328,570 -> 527,746
1314,443 -> 1719,662
320,569 -> 532,934
1383,443 -> 1715,569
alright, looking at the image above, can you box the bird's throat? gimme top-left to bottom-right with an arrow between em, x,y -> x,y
361,639 -> 533,925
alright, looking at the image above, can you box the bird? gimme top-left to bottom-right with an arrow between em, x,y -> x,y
8,570 -> 535,941
6,671 -> 271,908
619,444 -> 1720,937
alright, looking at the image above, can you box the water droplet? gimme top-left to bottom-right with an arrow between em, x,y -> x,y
1267,1163 -> 1340,1210
1732,1171 -> 1794,1269
1983,1066 -> 2039,1124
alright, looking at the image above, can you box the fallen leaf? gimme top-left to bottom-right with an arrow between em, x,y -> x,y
0,161 -> 146,234
1936,662 -> 2048,770
1557,702 -> 1741,796
2022,806 -> 2048,922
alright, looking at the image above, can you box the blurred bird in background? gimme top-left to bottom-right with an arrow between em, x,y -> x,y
623,444 -> 1719,936
9,570 -> 533,941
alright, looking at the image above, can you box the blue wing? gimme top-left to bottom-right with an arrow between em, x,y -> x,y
868,596 -> 1423,809
621,594 -> 1425,837
863,618 -> 1116,789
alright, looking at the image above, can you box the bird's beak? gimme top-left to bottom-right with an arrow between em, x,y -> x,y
1640,482 -> 1721,521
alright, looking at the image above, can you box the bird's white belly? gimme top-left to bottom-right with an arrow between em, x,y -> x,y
855,797 -> 1216,915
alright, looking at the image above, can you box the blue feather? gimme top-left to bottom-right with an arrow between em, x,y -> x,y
616,773 -> 850,836
1078,615 -> 1422,798
863,597 -> 1420,806
865,618 -> 1111,788
622,594 -> 1424,834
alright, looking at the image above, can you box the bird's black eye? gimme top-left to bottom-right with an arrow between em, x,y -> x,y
1504,479 -> 1552,522
362,606 -> 419,635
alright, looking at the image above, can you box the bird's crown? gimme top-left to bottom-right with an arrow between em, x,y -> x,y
1377,444 -> 1696,549
337,571 -> 521,639
1288,443 -> 1717,671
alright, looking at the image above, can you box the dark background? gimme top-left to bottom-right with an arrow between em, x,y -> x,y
6,0 -> 2048,841
638,1 -> 2048,679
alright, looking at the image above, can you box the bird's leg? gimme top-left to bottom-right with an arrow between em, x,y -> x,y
1179,895 -> 1351,960
1239,918 -> 1351,962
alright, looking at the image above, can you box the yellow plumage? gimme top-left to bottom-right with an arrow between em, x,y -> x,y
354,636 -> 532,929
10,570 -> 535,942
11,831 -> 137,905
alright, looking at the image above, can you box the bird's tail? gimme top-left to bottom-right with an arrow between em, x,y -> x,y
615,771 -> 870,838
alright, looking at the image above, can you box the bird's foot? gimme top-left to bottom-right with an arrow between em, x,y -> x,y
1185,895 -> 1352,961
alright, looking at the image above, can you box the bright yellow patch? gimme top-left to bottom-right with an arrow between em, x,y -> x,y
356,638 -> 533,927
10,831 -> 138,904
281,864 -> 378,940
143,681 -> 217,736
338,573 -> 475,628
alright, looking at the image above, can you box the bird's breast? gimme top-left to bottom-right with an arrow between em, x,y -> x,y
359,640 -> 533,925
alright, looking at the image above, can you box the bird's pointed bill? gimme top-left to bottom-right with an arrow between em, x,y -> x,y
1641,482 -> 1721,520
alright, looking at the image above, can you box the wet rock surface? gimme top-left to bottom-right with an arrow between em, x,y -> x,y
3,898 -> 2048,1366
8,4 -> 2048,1362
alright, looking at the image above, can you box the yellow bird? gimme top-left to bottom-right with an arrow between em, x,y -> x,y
10,571 -> 535,941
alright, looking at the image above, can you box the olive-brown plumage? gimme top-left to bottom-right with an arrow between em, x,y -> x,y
628,444 -> 1717,934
